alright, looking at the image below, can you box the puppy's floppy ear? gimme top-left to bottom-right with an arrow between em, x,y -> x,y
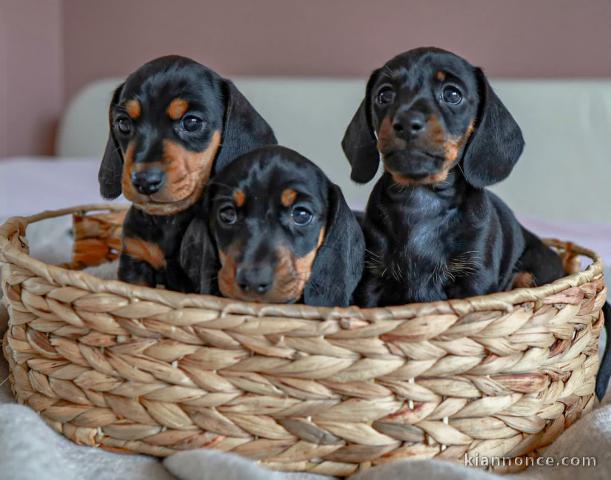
98,83 -> 125,199
179,205 -> 219,294
341,68 -> 381,184
304,184 -> 365,307
462,68 -> 525,188
214,79 -> 277,173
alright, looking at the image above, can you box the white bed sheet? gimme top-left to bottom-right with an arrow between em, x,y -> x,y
1,157 -> 609,276
0,156 -> 117,218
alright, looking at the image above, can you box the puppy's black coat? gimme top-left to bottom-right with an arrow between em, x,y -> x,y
597,302 -> 611,400
98,55 -> 276,290
342,47 -> 564,307
180,146 -> 365,307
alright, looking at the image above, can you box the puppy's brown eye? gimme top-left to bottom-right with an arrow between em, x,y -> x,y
218,206 -> 237,225
376,86 -> 395,105
442,86 -> 462,105
116,117 -> 132,135
291,207 -> 313,226
182,115 -> 204,132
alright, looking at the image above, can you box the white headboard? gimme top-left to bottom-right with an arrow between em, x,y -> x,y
57,77 -> 611,223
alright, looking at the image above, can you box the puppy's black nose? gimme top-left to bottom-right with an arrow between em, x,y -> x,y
393,110 -> 426,136
131,169 -> 165,195
236,265 -> 274,295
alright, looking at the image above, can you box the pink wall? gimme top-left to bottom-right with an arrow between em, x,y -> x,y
63,0 -> 611,100
2,0 -> 611,155
0,0 -> 63,156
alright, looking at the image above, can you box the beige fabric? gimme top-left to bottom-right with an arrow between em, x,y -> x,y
57,77 -> 611,223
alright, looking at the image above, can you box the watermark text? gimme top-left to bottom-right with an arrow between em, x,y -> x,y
464,454 -> 597,468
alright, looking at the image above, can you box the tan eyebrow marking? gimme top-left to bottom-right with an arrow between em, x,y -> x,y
125,100 -> 141,119
281,188 -> 298,207
436,70 -> 446,81
166,98 -> 189,120
233,190 -> 246,207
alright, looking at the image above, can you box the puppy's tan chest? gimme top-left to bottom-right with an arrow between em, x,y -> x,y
122,237 -> 167,270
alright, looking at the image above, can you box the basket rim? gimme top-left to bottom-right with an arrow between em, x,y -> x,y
0,203 -> 605,319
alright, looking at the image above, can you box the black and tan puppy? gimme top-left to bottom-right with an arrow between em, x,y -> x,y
180,145 -> 365,307
342,47 -> 564,306
98,55 -> 276,290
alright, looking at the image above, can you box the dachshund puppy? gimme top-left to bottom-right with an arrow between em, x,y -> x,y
342,47 -> 564,306
98,55 -> 276,290
180,145 -> 365,307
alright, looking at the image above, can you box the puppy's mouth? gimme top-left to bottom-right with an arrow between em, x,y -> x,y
122,131 -> 221,215
224,287 -> 300,304
376,119 -> 476,186
218,251 -> 314,304
388,168 -> 452,186
381,149 -> 452,186
219,272 -> 305,304
218,238 -> 324,304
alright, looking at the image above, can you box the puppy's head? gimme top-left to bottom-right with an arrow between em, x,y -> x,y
99,55 -> 276,215
181,146 -> 364,307
342,47 -> 524,188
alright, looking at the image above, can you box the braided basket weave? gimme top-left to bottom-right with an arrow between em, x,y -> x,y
0,204 -> 606,477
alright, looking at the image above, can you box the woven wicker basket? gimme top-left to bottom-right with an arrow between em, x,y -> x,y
0,204 -> 607,477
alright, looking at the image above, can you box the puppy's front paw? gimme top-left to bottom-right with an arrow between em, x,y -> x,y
511,271 -> 535,289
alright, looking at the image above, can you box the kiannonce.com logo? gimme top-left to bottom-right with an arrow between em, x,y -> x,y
464,454 -> 597,468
